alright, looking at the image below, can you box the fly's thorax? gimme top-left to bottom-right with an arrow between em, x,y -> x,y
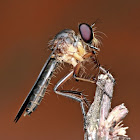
54,39 -> 87,67
50,29 -> 88,67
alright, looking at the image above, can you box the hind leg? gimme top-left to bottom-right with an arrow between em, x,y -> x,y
54,70 -> 90,130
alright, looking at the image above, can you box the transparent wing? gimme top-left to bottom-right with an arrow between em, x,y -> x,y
14,50 -> 57,123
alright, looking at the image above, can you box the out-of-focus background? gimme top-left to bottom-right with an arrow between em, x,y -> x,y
0,0 -> 140,139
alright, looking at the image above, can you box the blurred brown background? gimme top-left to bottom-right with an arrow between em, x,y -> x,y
0,0 -> 140,139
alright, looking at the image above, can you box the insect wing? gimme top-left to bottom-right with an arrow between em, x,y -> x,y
14,50 -> 56,123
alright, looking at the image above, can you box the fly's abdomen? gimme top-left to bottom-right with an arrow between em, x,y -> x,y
24,58 -> 57,116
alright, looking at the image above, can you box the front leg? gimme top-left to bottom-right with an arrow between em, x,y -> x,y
73,51 -> 114,84
73,52 -> 99,83
73,62 -> 97,84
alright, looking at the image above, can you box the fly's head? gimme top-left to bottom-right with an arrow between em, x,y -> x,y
49,23 -> 101,67
78,23 -> 100,54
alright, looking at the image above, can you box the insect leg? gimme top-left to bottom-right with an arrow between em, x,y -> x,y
74,52 -> 115,83
54,70 -> 89,130
73,52 -> 100,83
84,52 -> 115,83
73,62 -> 96,83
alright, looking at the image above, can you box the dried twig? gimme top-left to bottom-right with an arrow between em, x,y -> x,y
85,67 -> 130,140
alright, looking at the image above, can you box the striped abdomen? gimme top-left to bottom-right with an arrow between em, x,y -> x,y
14,56 -> 57,123
24,58 -> 57,116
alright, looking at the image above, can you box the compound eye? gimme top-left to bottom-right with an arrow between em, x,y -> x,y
79,23 -> 93,44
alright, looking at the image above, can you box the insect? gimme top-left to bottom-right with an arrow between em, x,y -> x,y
14,23 -> 101,123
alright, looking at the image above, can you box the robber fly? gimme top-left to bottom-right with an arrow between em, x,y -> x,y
14,23 -> 101,123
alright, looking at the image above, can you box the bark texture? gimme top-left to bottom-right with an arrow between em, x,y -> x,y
85,67 -> 130,140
